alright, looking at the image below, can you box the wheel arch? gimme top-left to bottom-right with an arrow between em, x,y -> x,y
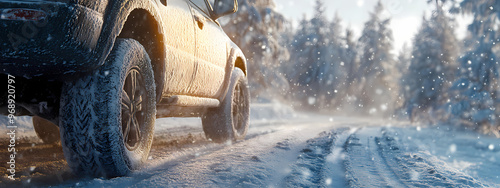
116,9 -> 165,103
234,56 -> 247,76
218,47 -> 247,101
229,43 -> 247,76
95,1 -> 166,103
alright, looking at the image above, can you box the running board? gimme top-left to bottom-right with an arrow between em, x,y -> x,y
161,95 -> 220,108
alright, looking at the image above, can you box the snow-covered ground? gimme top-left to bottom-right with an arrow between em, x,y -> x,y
1,104 -> 499,187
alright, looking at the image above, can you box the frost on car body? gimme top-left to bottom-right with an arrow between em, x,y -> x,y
0,0 -> 249,178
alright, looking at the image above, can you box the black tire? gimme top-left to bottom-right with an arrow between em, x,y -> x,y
202,68 -> 250,143
59,39 -> 156,178
32,116 -> 60,144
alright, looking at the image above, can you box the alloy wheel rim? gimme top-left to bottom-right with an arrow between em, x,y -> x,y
121,68 -> 146,151
232,82 -> 247,134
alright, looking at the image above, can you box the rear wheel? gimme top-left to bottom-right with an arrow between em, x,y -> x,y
202,68 -> 250,143
59,39 -> 156,177
32,116 -> 60,144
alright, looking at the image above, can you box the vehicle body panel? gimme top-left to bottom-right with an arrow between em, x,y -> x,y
187,0 -> 227,98
0,0 -> 247,119
160,0 -> 197,96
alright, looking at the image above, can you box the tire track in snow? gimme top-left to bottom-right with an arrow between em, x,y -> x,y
344,127 -> 408,187
343,127 -> 485,188
282,127 -> 352,187
375,128 -> 485,187
282,130 -> 339,187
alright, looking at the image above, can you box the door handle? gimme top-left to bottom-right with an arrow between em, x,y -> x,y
194,15 -> 205,29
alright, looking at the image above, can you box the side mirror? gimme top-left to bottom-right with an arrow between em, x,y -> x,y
211,0 -> 238,20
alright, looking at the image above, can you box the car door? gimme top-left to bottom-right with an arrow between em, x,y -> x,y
187,0 -> 228,98
160,0 -> 197,96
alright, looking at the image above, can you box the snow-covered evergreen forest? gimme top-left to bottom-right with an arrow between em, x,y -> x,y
223,0 -> 500,136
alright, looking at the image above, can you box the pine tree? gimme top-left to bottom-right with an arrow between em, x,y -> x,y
447,0 -> 500,135
397,43 -> 411,82
332,27 -> 360,112
355,0 -> 395,115
286,0 -> 346,109
405,3 -> 458,121
303,0 -> 331,105
326,13 -> 347,100
343,27 -> 359,89
285,14 -> 313,102
396,43 -> 412,112
316,12 -> 347,108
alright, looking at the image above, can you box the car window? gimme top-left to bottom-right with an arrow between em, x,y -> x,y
190,0 -> 212,15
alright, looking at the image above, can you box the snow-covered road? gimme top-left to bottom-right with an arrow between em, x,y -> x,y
1,110 -> 499,187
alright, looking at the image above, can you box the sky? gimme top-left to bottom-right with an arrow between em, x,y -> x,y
273,0 -> 471,53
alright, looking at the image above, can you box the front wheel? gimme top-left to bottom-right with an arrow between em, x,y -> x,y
59,39 -> 156,177
202,68 -> 250,143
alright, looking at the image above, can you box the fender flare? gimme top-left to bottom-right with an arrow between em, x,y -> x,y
218,47 -> 247,102
93,0 -> 166,102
